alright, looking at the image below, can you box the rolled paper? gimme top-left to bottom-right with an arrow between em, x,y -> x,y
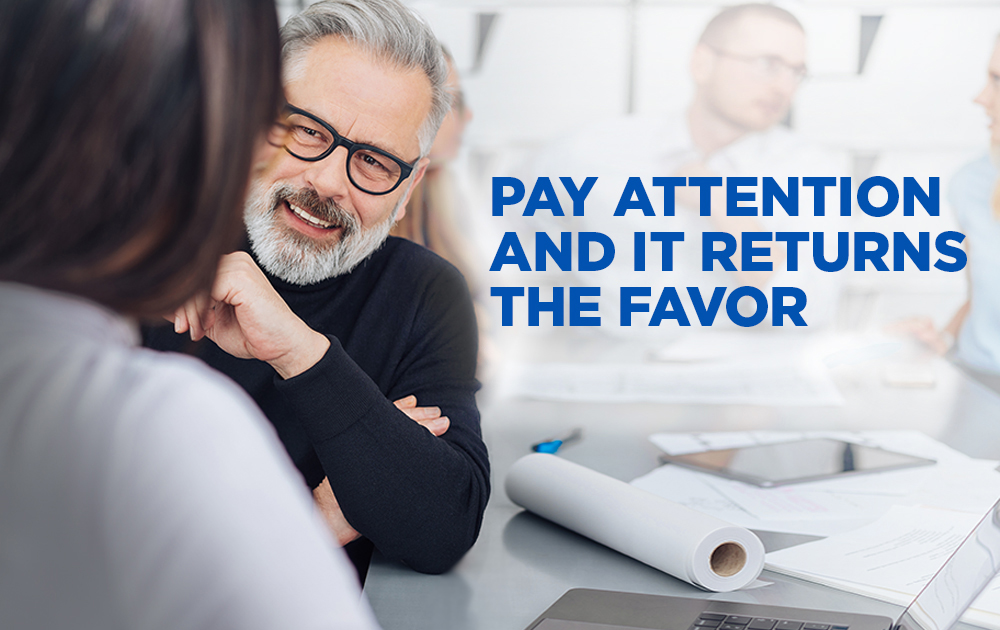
505,453 -> 765,592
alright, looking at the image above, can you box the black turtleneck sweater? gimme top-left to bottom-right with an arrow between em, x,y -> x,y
143,237 -> 489,576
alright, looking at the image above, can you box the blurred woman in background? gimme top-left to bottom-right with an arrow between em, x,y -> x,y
392,48 -> 477,291
0,1 -> 379,628
904,36 -> 1000,374
391,49 -> 497,373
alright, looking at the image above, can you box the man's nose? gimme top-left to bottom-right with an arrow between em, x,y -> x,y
302,146 -> 353,200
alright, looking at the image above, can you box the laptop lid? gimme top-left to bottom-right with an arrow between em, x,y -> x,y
895,498 -> 1000,630
524,499 -> 1000,630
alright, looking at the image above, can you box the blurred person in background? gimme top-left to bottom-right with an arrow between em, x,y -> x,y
392,48 -> 477,292
531,3 -> 846,331
391,48 -> 496,373
672,1 -> 819,287
144,0 -> 489,579
0,0 -> 379,629
900,35 -> 1000,374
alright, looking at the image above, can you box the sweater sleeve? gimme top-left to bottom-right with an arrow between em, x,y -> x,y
273,264 -> 490,575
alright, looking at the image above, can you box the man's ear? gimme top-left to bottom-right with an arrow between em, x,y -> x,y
690,43 -> 714,86
399,157 -> 430,210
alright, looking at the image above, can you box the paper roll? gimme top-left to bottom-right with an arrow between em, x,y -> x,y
505,453 -> 765,592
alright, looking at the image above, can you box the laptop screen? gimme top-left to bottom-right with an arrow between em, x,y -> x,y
896,499 -> 1000,630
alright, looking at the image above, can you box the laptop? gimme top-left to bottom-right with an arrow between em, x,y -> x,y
524,498 -> 1000,630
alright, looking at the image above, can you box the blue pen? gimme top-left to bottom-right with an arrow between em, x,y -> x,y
532,428 -> 582,454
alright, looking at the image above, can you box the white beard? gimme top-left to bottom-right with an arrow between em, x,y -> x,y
243,181 -> 399,285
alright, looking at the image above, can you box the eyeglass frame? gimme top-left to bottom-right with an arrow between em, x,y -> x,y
704,45 -> 808,84
271,104 -> 420,196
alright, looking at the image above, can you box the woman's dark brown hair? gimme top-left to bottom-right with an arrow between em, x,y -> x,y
0,0 -> 283,318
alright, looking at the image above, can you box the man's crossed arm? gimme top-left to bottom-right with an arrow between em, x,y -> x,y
170,251 -> 488,573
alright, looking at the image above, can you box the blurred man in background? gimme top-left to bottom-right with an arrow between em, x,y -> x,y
530,3 -> 846,332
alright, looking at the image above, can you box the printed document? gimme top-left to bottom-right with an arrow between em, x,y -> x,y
765,506 -> 1000,630
632,431 -> 1000,537
498,359 -> 843,406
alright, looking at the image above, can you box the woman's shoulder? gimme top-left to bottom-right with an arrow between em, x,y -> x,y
949,153 -> 998,224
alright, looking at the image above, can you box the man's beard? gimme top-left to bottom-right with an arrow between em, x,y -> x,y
244,182 -> 399,285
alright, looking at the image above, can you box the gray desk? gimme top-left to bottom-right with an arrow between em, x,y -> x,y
363,342 -> 1000,630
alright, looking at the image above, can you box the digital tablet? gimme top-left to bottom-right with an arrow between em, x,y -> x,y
659,438 -> 935,487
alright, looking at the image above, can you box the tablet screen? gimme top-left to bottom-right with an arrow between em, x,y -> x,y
661,438 -> 935,487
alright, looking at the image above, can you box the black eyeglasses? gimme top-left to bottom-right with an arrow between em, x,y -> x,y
268,104 -> 419,195
707,46 -> 808,84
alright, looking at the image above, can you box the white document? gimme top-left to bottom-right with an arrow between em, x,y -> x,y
501,331 -> 914,407
648,430 -> 975,462
633,431 -> 1000,537
499,359 -> 843,406
765,506 -> 1000,630
653,331 -> 905,368
766,505 -> 982,596
631,465 -> 881,537
652,331 -> 807,363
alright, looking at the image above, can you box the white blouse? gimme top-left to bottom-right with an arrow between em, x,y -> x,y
0,282 -> 380,630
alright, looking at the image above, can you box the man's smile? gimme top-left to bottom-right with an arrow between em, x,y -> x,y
282,199 -> 345,237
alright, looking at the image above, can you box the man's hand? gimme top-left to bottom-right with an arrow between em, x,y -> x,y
674,160 -> 784,288
313,478 -> 362,546
313,395 -> 448,544
170,252 -> 330,379
887,317 -> 955,355
393,394 -> 450,436
674,160 -> 722,212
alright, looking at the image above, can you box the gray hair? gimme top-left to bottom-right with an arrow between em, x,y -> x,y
281,0 -> 450,157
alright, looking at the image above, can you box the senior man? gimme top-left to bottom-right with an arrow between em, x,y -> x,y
145,0 -> 488,577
